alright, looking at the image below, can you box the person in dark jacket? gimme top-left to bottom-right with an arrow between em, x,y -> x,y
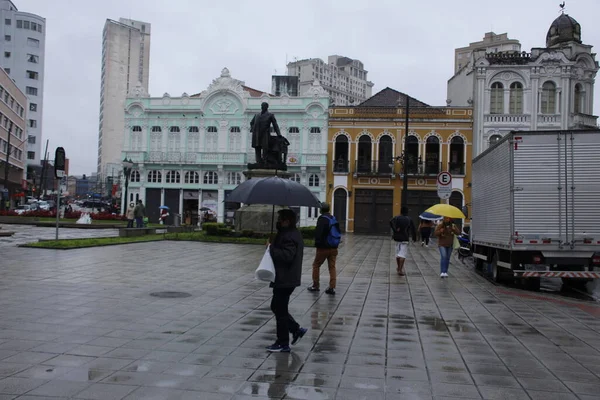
307,203 -> 338,295
390,206 -> 417,276
266,209 -> 308,353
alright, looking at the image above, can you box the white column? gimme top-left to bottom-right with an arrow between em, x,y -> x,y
179,188 -> 183,221
217,189 -> 224,223
218,121 -> 229,152
504,88 -> 510,115
160,188 -> 165,206
531,77 -> 539,130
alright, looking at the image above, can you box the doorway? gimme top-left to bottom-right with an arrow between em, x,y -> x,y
354,189 -> 393,234
333,188 -> 347,232
378,135 -> 393,174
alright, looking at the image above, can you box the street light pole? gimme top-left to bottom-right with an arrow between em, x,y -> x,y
401,97 -> 410,208
2,122 -> 14,210
121,158 -> 133,214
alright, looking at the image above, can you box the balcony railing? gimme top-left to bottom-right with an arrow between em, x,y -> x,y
401,162 -> 442,176
302,154 -> 327,166
448,162 -> 466,176
484,114 -> 530,124
572,113 -> 598,128
122,151 -> 247,164
538,114 -> 561,124
333,159 -> 349,173
355,160 -> 394,176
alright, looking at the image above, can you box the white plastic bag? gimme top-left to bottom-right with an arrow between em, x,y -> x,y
255,246 -> 275,282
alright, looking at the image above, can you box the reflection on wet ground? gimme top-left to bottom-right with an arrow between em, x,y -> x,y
0,236 -> 600,398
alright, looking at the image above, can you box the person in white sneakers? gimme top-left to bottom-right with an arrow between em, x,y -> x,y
434,217 -> 460,278
390,207 -> 417,276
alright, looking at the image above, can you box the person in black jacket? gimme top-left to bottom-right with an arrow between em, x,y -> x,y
390,206 -> 417,276
266,209 -> 308,352
307,203 -> 338,295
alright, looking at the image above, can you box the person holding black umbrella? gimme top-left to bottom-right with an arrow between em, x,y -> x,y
265,209 -> 308,352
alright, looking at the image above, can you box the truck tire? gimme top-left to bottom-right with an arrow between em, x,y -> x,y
524,277 -> 541,291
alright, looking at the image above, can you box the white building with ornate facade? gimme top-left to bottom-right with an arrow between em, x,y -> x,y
121,68 -> 329,226
448,13 -> 599,155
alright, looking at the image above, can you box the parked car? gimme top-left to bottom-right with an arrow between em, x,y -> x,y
14,204 -> 32,215
37,201 -> 50,211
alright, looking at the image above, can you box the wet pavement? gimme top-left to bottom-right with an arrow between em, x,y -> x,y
0,236 -> 599,399
0,225 -> 119,248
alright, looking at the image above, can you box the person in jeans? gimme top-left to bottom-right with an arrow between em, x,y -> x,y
126,202 -> 135,228
266,209 -> 308,353
434,217 -> 460,278
418,218 -> 434,247
390,207 -> 417,276
134,200 -> 145,228
307,203 -> 338,295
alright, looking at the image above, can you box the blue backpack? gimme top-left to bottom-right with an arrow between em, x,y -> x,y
324,215 -> 342,248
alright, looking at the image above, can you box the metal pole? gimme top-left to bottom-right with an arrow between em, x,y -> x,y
401,97 -> 410,208
2,122 -> 13,210
38,140 -> 49,200
122,169 -> 129,215
55,181 -> 60,240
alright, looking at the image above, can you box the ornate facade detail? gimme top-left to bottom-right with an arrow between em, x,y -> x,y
305,80 -> 328,98
128,81 -> 149,98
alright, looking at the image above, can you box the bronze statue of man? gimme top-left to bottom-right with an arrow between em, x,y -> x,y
250,102 -> 281,164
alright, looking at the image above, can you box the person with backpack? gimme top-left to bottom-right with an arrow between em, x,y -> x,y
307,203 -> 341,295
390,206 -> 417,276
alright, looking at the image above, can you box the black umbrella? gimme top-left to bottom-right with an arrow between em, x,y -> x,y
225,176 -> 321,233
199,207 -> 211,212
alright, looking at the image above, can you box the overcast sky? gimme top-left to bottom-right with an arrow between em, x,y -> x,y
23,0 -> 600,175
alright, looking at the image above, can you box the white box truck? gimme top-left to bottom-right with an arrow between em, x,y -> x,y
471,130 -> 600,290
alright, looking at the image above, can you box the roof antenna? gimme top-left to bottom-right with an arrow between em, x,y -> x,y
559,1 -> 566,14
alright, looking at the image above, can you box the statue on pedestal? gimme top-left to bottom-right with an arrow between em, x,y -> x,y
248,102 -> 289,171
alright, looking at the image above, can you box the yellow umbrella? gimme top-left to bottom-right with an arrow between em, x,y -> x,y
425,204 -> 466,219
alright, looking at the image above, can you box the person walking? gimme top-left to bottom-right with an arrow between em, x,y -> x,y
390,206 -> 417,276
266,209 -> 308,353
134,200 -> 145,228
434,217 -> 460,278
419,218 -> 434,247
307,203 -> 341,295
126,202 -> 135,228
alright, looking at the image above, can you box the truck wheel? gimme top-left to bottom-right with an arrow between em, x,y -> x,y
491,253 -> 504,283
524,277 -> 541,291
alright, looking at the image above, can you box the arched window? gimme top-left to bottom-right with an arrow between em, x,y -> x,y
184,171 -> 199,184
490,82 -> 504,114
357,135 -> 372,173
509,82 -> 523,114
169,126 -> 180,133
404,136 -> 419,174
289,127 -> 301,152
166,170 -> 180,184
334,135 -> 349,173
207,126 -> 218,133
541,81 -> 556,114
289,127 -> 300,134
291,173 -> 301,183
151,126 -> 161,132
230,126 -> 241,133
203,171 -> 218,184
227,172 -> 241,185
310,127 -> 321,133
132,126 -> 142,132
188,126 -> 199,133
489,134 -> 502,147
148,170 -> 161,183
449,136 -> 465,175
574,84 -> 584,113
425,136 -> 440,174
378,135 -> 393,173
309,174 -> 319,187
130,170 -> 140,183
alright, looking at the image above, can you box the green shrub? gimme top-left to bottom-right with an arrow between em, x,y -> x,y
203,223 -> 226,235
216,227 -> 232,236
241,230 -> 254,237
299,226 -> 316,239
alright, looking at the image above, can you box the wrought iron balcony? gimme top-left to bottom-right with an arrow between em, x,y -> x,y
355,160 -> 394,176
448,162 -> 466,176
333,159 -> 349,173
122,151 -> 247,165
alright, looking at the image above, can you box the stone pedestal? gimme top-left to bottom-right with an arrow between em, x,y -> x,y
234,169 -> 290,234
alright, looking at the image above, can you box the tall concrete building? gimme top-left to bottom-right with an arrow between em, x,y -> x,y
286,55 -> 373,106
97,18 -> 150,178
454,32 -> 521,73
0,0 -> 45,166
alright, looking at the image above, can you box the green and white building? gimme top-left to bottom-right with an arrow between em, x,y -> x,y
122,68 -> 329,225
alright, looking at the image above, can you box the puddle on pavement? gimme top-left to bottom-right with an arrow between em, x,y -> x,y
285,386 -> 331,400
162,330 -> 185,334
354,382 -> 381,390
419,316 -> 477,333
107,374 -> 132,383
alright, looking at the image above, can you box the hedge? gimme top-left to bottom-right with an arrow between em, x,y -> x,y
299,226 -> 316,239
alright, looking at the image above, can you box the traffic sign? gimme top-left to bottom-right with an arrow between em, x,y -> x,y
437,186 -> 452,199
437,171 -> 452,186
54,147 -> 66,179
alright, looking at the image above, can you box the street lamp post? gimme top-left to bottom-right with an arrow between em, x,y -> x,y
121,158 -> 133,215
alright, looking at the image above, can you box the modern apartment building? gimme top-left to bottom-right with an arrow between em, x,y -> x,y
454,32 -> 521,73
0,0 -> 45,166
0,66 -> 27,208
97,18 -> 150,179
286,55 -> 374,106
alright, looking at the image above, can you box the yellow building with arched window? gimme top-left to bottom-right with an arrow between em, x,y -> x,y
326,88 -> 473,234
